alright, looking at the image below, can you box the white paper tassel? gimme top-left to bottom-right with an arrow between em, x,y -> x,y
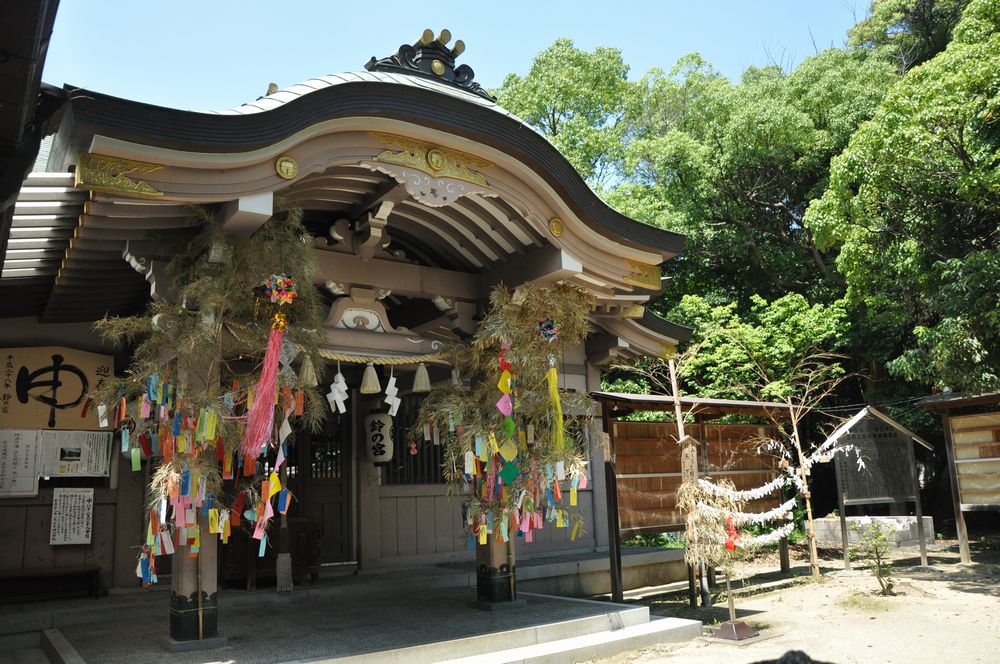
412,362 -> 431,393
360,362 -> 380,394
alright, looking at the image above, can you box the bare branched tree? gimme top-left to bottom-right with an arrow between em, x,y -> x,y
728,336 -> 853,579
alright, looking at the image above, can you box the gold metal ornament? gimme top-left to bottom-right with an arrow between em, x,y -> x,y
75,153 -> 164,198
272,312 -> 289,331
431,59 -> 446,76
548,218 -> 564,237
624,259 -> 661,290
426,149 -> 446,171
275,156 -> 298,180
371,133 -> 491,186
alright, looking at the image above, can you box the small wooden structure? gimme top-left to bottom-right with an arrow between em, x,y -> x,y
920,391 -> 1000,563
820,406 -> 932,568
589,392 -> 792,602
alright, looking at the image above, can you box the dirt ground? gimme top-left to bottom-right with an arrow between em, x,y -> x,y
593,540 -> 1000,664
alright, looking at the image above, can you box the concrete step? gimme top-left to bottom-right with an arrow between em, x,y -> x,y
436,616 -> 704,664
300,594 -> 700,664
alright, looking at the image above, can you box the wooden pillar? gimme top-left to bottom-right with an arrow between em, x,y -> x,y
779,537 -> 790,574
169,515 -> 218,641
941,413 -> 971,563
603,416 -> 624,603
475,535 -> 516,603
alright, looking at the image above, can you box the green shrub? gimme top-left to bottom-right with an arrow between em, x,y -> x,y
850,521 -> 896,596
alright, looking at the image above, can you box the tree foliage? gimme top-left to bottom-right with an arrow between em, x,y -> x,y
504,0 -> 996,403
806,0 -> 1000,392
495,38 -> 635,185
668,294 -> 847,401
849,0 -> 970,72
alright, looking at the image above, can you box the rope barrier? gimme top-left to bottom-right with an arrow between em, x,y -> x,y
317,349 -> 450,366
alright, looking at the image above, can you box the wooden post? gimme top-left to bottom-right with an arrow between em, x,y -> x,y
687,564 -> 697,608
790,398 -> 820,579
725,571 -> 737,624
941,413 -> 971,563
837,468 -> 851,570
907,441 -> 929,567
603,415 -> 624,603
779,537 -> 790,574
670,360 -> 711,607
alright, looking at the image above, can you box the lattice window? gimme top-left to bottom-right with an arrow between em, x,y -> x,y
835,419 -> 914,503
383,394 -> 444,485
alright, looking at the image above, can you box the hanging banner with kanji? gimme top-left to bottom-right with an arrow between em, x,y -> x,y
0,346 -> 113,431
50,488 -> 95,545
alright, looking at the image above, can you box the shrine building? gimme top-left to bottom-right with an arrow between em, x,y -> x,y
0,28 -> 690,601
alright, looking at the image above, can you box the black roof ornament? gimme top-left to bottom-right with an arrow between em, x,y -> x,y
365,29 -> 496,102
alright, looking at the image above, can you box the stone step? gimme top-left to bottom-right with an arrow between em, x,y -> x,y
296,594 -> 699,664
12,648 -> 50,664
0,630 -> 83,664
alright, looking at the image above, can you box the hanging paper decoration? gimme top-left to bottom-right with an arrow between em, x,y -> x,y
240,273 -> 297,459
327,363 -> 349,414
537,317 -> 560,342
725,517 -> 741,552
411,283 -> 594,548
263,273 -> 297,305
546,354 -> 564,450
384,369 -> 401,417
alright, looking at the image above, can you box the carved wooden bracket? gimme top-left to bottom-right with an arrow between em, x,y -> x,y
351,201 -> 394,261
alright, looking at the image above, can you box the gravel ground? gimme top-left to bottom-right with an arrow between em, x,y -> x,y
590,542 -> 1000,664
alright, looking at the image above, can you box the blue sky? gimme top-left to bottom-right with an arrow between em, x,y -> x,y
43,1 -> 867,112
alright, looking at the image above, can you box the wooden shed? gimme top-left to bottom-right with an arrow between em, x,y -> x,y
920,391 -> 1000,563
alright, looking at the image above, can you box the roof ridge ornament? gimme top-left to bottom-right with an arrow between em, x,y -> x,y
365,29 -> 496,102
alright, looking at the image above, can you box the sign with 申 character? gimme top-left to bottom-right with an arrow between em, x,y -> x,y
0,347 -> 113,430
50,488 -> 95,545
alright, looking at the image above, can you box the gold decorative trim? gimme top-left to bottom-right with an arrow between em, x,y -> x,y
548,218 -> 564,237
75,153 -> 164,198
371,133 -> 491,186
275,155 -> 298,180
621,304 -> 645,319
624,259 -> 661,290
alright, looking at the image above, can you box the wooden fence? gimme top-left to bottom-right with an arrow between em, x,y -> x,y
614,420 -> 781,534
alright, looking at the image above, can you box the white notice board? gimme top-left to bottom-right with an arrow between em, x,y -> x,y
38,430 -> 111,477
0,429 -> 40,497
50,488 -> 95,545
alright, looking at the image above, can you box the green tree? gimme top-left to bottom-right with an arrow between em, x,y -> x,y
805,0 -> 1000,393
495,38 -> 636,185
666,293 -> 847,400
618,49 -> 895,309
849,0 -> 970,72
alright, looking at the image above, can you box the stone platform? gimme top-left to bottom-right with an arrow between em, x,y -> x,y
813,516 -> 934,548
